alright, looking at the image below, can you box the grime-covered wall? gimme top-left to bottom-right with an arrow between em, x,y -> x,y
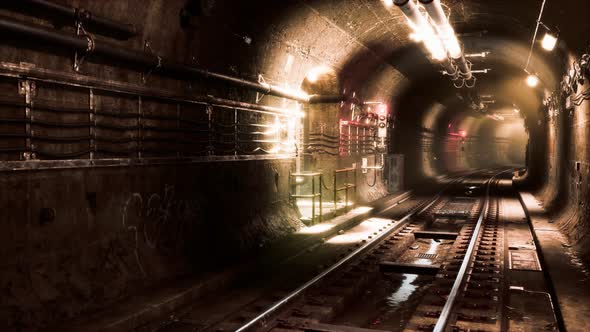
534,72 -> 590,262
0,1 -> 406,330
438,117 -> 527,173
563,85 -> 590,260
0,159 -> 300,330
527,42 -> 590,261
396,97 -> 528,186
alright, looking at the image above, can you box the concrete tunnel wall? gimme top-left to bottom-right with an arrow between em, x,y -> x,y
0,0 -> 568,330
0,0 -> 400,329
392,90 -> 528,186
533,71 -> 590,262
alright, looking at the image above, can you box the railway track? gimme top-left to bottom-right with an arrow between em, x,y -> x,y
229,173 -> 492,332
406,172 -> 505,331
149,170 -> 560,332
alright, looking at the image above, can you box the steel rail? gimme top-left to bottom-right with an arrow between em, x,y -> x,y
433,171 -> 507,332
235,176 -> 469,332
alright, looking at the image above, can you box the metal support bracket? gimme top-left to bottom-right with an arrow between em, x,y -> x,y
255,74 -> 267,103
206,105 -> 214,155
21,80 -> 36,160
141,40 -> 162,84
89,88 -> 95,159
73,16 -> 96,72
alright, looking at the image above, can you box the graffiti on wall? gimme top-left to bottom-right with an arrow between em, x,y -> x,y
121,185 -> 201,274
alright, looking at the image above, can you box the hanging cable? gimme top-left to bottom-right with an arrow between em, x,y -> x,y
363,151 -> 380,188
364,168 -> 378,187
524,0 -> 548,72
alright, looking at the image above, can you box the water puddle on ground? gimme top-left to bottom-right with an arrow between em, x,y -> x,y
385,273 -> 419,307
369,273 -> 433,331
330,272 -> 433,331
330,239 -> 448,330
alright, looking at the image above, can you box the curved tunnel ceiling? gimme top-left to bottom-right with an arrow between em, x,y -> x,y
190,0 -> 590,143
235,0 -> 585,119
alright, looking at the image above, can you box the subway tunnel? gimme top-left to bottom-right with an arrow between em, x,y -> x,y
1,0 -> 590,331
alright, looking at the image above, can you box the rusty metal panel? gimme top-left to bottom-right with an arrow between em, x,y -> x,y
31,81 -> 91,159
0,76 -> 25,160
387,154 -> 404,192
435,198 -> 475,218
416,253 -> 438,259
509,250 -> 541,271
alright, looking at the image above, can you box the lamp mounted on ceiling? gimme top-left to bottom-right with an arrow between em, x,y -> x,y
539,22 -> 559,52
541,32 -> 558,51
526,73 -> 540,88
523,0 -> 558,87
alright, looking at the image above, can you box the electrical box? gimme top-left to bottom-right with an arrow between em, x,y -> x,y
376,104 -> 388,138
377,114 -> 387,138
386,154 -> 404,192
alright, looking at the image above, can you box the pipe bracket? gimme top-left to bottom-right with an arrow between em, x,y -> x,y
141,41 -> 163,84
73,19 -> 95,72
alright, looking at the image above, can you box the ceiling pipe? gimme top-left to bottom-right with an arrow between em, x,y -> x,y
393,0 -> 457,77
0,0 -> 138,39
419,0 -> 472,80
0,15 -> 345,104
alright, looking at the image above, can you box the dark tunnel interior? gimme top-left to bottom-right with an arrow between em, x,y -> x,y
2,1 -> 590,331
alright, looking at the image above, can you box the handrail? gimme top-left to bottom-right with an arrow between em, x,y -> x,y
289,172 -> 323,224
333,167 -> 357,212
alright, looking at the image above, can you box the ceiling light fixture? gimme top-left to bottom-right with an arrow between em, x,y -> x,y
526,74 -> 540,87
305,65 -> 332,83
522,1 -> 554,88
541,32 -> 558,51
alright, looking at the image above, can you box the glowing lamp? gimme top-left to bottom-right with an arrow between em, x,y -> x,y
409,32 -> 422,42
306,66 -> 331,83
459,130 -> 467,138
526,74 -> 540,88
541,32 -> 558,51
382,0 -> 394,8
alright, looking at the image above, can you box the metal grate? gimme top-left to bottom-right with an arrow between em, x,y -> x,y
435,198 -> 475,218
509,250 -> 541,271
417,253 -> 438,259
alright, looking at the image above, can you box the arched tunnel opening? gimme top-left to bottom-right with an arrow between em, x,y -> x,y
1,1 -> 590,331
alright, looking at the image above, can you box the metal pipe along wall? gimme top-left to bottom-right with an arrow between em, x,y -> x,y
0,15 -> 344,104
